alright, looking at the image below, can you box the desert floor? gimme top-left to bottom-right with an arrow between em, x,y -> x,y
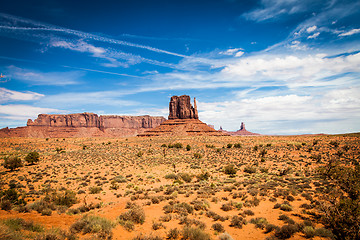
0,134 -> 359,239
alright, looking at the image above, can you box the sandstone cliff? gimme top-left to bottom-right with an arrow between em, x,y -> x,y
0,113 -> 166,138
168,95 -> 198,120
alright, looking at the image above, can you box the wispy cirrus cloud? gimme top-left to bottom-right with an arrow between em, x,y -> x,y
0,13 -> 188,69
0,87 -> 44,103
6,65 -> 83,85
0,104 -> 63,121
339,28 -> 360,37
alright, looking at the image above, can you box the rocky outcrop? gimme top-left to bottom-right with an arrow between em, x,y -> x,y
220,122 -> 260,136
139,95 -> 228,137
0,113 -> 166,138
168,95 -> 198,120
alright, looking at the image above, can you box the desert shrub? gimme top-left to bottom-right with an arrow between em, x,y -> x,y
165,173 -> 178,180
137,151 -> 143,157
3,218 -> 44,232
173,143 -> 183,148
193,153 -> 202,159
224,164 -> 237,175
70,215 -> 115,239
161,144 -> 167,147
314,228 -> 334,238
234,143 -> 241,148
250,217 -> 268,229
179,173 -> 192,183
220,203 -> 233,211
89,186 -> 102,194
280,204 -> 293,211
244,165 -> 256,174
186,145 -> 191,151
227,143 -> 233,148
191,200 -> 209,211
25,151 -> 40,165
275,224 -> 299,239
152,221 -> 165,230
3,156 -> 23,171
182,226 -> 210,240
303,226 -> 315,238
159,214 -> 172,222
166,228 -> 180,239
265,224 -> 278,233
197,172 -> 210,181
0,188 -> 26,210
132,233 -> 163,240
243,209 -> 254,216
118,203 -> 145,224
218,232 -> 234,240
229,215 -> 246,228
259,149 -> 267,157
52,189 -> 77,207
317,162 -> 360,240
211,223 -> 225,233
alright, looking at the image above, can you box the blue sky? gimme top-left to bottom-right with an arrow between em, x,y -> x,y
0,0 -> 359,134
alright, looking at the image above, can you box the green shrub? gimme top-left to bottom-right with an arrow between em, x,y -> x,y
275,224 -> 299,239
197,172 -> 210,181
234,143 -> 241,148
250,217 -> 268,229
211,223 -> 225,232
182,226 -> 210,240
70,215 -> 115,239
179,173 -> 192,183
303,226 -> 315,238
218,232 -> 234,240
166,228 -> 180,239
89,186 -> 102,194
224,164 -> 237,175
3,156 -> 23,171
186,145 -> 191,151
118,204 -> 145,224
230,215 -> 246,228
227,143 -> 233,148
244,165 -> 257,174
25,151 -> 40,165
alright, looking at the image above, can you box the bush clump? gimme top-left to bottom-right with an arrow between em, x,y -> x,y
25,151 -> 40,165
118,203 -> 145,230
2,156 -> 23,171
70,215 -> 115,239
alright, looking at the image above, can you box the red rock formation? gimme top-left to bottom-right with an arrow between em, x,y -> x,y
220,122 -> 260,136
168,95 -> 198,120
139,95 -> 228,137
0,113 -> 166,138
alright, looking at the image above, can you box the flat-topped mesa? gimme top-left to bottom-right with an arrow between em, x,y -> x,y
27,113 -> 100,128
168,95 -> 198,120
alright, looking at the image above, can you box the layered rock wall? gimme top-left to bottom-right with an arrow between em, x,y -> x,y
1,113 -> 166,138
168,95 -> 198,120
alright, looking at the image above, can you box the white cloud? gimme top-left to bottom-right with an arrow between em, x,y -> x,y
198,87 -> 360,134
307,32 -> 320,39
0,87 -> 44,103
306,25 -> 317,33
0,104 -> 62,120
339,28 -> 360,37
7,65 -> 83,85
220,48 -> 244,56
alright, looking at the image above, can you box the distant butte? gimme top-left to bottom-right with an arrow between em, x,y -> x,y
138,95 -> 228,137
220,122 -> 260,136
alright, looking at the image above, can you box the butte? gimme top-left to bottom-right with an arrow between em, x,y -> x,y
138,95 -> 228,137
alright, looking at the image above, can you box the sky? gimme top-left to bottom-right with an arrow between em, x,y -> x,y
0,0 -> 359,135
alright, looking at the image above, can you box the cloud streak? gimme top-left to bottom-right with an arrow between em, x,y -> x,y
0,13 -> 188,58
6,65 -> 83,85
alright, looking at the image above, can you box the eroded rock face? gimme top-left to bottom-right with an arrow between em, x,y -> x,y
27,113 -> 100,127
0,113 -> 166,138
168,95 -> 198,120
